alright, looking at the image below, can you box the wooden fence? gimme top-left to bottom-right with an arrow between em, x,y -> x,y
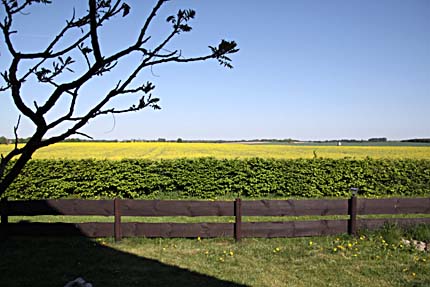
1,196 -> 430,241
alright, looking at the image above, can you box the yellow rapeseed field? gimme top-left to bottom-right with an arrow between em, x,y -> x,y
1,142 -> 429,160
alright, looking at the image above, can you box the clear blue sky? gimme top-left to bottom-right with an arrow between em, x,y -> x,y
1,0 -> 429,141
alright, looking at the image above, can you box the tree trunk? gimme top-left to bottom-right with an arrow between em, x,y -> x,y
0,149 -> 35,198
0,133 -> 44,198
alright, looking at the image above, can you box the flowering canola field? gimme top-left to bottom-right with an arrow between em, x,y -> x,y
1,142 -> 429,160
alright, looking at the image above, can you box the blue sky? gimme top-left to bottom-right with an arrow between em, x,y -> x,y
1,0 -> 429,141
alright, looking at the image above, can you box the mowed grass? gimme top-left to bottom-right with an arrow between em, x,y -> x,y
1,142 -> 430,159
1,233 -> 429,287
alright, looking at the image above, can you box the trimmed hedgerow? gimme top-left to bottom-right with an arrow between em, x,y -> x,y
4,158 -> 430,199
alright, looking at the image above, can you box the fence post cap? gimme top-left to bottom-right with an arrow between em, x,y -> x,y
350,187 -> 359,196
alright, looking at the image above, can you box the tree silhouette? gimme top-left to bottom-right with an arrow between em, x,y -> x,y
0,0 -> 238,197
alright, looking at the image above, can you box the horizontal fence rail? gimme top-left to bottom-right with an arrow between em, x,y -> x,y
358,198 -> 430,215
241,199 -> 349,216
1,197 -> 429,241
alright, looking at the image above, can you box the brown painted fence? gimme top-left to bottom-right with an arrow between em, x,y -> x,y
1,196 -> 430,241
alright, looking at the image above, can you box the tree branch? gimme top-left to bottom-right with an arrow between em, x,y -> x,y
89,0 -> 102,62
137,0 -> 166,44
146,54 -> 214,67
14,1 -> 122,61
17,32 -> 91,60
13,114 -> 21,150
0,1 -> 17,56
0,0 -> 238,198
47,88 -> 79,129
75,131 -> 93,140
9,58 -> 46,127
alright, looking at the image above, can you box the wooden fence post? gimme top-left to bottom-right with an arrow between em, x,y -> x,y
114,198 -> 122,242
348,193 -> 358,236
234,198 -> 242,242
0,198 -> 8,239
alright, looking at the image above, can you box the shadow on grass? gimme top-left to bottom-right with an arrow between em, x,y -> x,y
0,235 -> 247,287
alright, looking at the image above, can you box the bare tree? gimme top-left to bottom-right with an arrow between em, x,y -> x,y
0,0 -> 238,197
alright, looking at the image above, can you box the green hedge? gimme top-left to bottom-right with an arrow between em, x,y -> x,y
4,158 -> 430,199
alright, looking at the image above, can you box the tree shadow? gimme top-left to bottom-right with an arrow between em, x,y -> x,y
0,235 -> 247,287
0,199 -> 248,286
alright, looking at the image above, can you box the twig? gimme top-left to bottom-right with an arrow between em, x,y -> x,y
13,115 -> 21,149
75,131 -> 93,140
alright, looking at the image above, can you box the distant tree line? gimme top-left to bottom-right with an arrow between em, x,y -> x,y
0,136 -> 32,144
312,139 -> 366,143
1,136 -> 428,144
313,138 -> 388,143
368,138 -> 387,142
401,138 -> 430,143
63,138 -> 119,143
0,136 -> 119,144
122,138 -> 299,143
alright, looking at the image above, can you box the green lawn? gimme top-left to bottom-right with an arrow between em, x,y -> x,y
1,227 -> 429,287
